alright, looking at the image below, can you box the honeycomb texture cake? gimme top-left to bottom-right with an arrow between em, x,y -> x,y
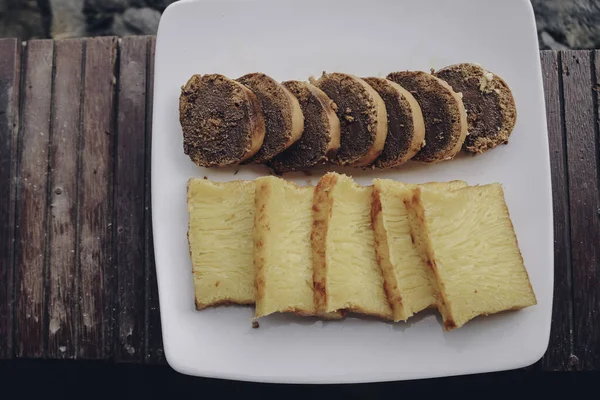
312,173 -> 392,319
406,183 -> 537,329
372,179 -> 467,321
187,178 -> 256,309
253,176 -> 318,318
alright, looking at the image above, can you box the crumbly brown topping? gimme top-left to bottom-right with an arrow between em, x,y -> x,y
315,73 -> 377,166
435,63 -> 516,154
364,77 -> 416,168
387,71 -> 462,163
237,73 -> 294,163
270,81 -> 332,173
179,74 -> 255,167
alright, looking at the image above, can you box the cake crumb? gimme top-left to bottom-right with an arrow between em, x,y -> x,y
252,321 -> 260,329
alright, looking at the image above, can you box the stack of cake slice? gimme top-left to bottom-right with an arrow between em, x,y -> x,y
187,173 -> 536,330
179,63 -> 518,171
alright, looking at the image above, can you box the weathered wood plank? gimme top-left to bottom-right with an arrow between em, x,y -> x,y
0,39 -> 21,360
46,39 -> 83,359
144,37 -> 165,364
562,50 -> 600,370
540,51 -> 576,371
15,40 -> 54,358
78,37 -> 118,359
115,36 -> 148,362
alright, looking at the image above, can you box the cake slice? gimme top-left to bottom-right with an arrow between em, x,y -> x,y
254,176 -> 342,319
311,73 -> 388,166
179,74 -> 266,167
371,179 -> 467,321
270,81 -> 341,173
435,63 -> 517,154
188,178 -> 256,309
363,78 -> 425,168
405,184 -> 537,329
386,71 -> 467,163
312,173 -> 392,319
237,73 -> 304,164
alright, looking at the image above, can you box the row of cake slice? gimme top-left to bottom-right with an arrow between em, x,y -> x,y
187,173 -> 536,330
179,63 -> 517,173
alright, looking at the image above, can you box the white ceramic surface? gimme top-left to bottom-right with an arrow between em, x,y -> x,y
152,0 -> 552,383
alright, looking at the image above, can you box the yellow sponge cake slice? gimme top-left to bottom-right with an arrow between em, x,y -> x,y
254,176 -> 340,318
312,173 -> 392,319
187,178 -> 256,309
406,184 -> 537,329
372,179 -> 467,321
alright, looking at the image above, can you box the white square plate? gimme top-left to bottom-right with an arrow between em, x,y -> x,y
152,0 -> 552,383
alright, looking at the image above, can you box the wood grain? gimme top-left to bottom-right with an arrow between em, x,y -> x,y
114,36 -> 148,362
0,39 -> 21,359
78,37 -> 118,359
46,39 -> 83,359
144,37 -> 165,364
15,40 -> 54,358
562,50 -> 600,370
540,51 -> 576,371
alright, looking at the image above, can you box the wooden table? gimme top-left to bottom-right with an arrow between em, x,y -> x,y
0,36 -> 598,371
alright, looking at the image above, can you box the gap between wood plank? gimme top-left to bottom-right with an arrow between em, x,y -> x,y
108,37 -> 120,359
143,36 -> 165,364
74,38 -> 87,360
41,40 -> 58,358
13,39 -> 28,360
558,51 -> 579,371
143,37 -> 152,363
559,52 -> 577,371
0,39 -> 21,360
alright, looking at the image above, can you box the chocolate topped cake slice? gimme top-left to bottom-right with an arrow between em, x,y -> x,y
179,74 -> 266,167
435,63 -> 517,154
312,73 -> 388,167
237,73 -> 304,164
269,81 -> 341,173
363,77 -> 425,168
387,71 -> 467,163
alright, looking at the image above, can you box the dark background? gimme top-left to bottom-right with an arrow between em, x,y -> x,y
0,360 -> 597,398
